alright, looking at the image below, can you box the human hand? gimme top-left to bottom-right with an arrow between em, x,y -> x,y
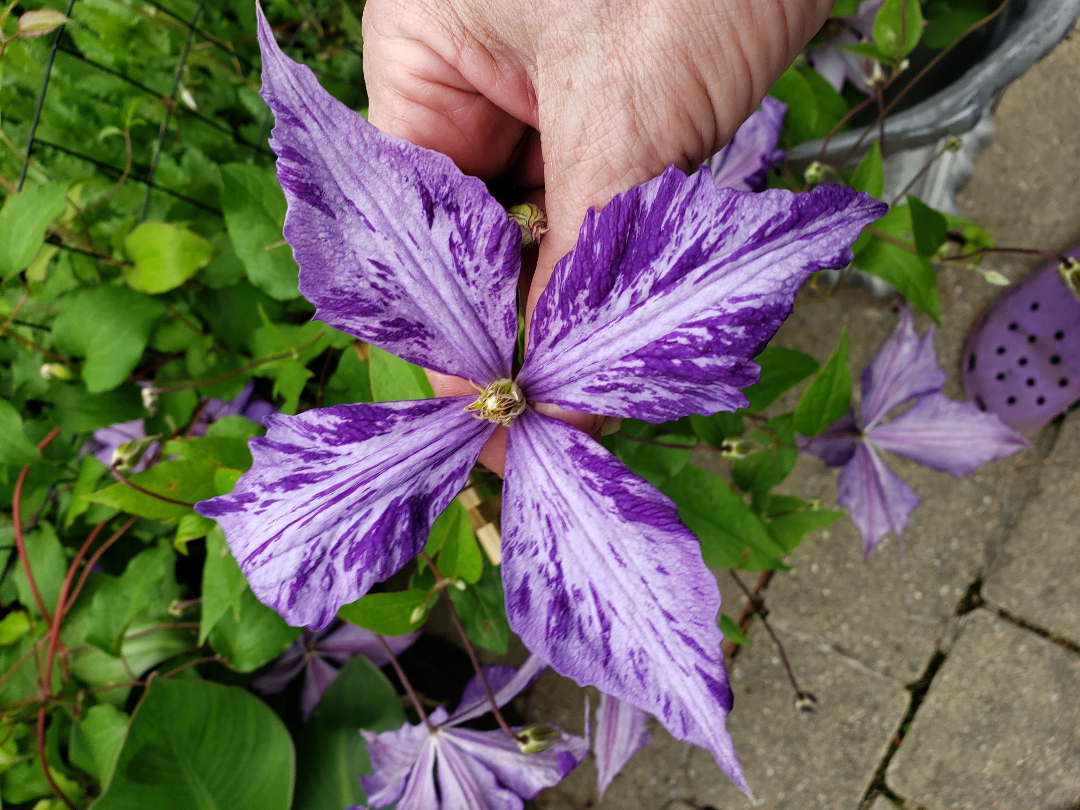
362,0 -> 833,472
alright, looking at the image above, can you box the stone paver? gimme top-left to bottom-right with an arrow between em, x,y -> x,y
530,627 -> 908,809
887,611 -> 1080,809
984,411 -> 1080,644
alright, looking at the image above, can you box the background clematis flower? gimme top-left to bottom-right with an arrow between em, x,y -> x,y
356,655 -> 587,810
253,621 -> 416,720
592,693 -> 651,798
196,6 -> 885,794
705,96 -> 786,192
807,0 -> 885,93
800,309 -> 1029,556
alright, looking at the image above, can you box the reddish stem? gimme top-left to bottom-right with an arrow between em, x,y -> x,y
12,428 -> 62,624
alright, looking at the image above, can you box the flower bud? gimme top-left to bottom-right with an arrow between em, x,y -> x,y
17,9 -> 69,38
944,135 -> 962,153
516,724 -> 562,754
507,204 -> 549,247
141,387 -> 160,416
803,162 -> 827,186
111,436 -> 158,473
720,438 -> 756,460
39,363 -> 73,381
1058,258 -> 1080,302
795,691 -> 818,714
974,266 -> 1010,287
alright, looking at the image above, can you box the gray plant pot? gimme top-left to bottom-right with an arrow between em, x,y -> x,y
790,0 -> 1080,165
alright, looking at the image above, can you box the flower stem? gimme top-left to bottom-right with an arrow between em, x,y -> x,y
108,465 -> 196,507
376,633 -> 434,732
419,552 -> 518,741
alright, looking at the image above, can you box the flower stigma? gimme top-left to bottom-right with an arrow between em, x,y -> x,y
465,378 -> 527,427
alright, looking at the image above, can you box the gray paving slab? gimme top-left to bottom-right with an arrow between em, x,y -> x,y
887,611 -> 1080,809
983,411 -> 1080,644
530,626 -> 908,809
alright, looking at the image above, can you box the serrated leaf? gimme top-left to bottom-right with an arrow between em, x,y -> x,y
220,163 -> 300,300
94,679 -> 295,810
743,347 -> 820,412
907,194 -> 949,257
123,221 -> 214,294
793,329 -> 851,437
338,589 -> 434,636
0,183 -> 68,279
53,286 -> 166,393
850,140 -> 885,199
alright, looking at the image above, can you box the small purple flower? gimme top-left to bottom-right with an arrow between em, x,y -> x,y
592,693 -> 651,798
807,0 -> 884,93
253,622 -> 416,720
196,6 -> 885,794
801,309 -> 1029,555
705,97 -> 786,192
357,655 -> 587,810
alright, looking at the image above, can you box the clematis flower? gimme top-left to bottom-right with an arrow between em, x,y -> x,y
195,6 -> 885,794
592,693 -> 651,798
807,0 -> 885,93
253,621 -> 416,720
705,97 -> 786,192
800,309 -> 1029,555
357,655 -> 587,809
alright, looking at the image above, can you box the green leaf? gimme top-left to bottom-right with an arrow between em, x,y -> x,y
0,397 -> 42,466
434,502 -> 483,585
338,589 -> 434,636
907,195 -> 949,257
922,0 -> 988,48
853,236 -> 940,321
449,560 -> 510,654
209,587 -> 302,672
293,656 -> 404,810
369,345 -> 433,401
48,383 -> 144,433
9,523 -> 65,618
0,183 -> 68,279
220,163 -> 300,300
69,704 -> 128,788
660,466 -> 785,570
123,222 -> 214,294
324,345 -> 372,406
732,414 -> 798,505
53,286 -> 166,393
720,614 -> 751,647
164,436 -> 252,472
766,507 -> 844,554
214,468 -> 244,495
86,459 -> 218,522
199,526 -> 249,644
873,0 -> 923,60
0,611 -> 31,644
87,543 -> 173,655
839,41 -> 894,63
743,347 -> 820,412
769,66 -> 850,147
94,679 -> 295,810
793,329 -> 851,437
205,415 -> 264,440
688,411 -> 744,446
850,140 -> 885,199
603,427 -> 693,487
174,512 -> 216,554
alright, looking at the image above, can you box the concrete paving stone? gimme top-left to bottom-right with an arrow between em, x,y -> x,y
983,411 -> 1080,644
529,626 -> 909,810
887,610 -> 1080,809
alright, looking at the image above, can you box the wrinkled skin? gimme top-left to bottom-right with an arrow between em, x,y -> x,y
362,0 -> 834,470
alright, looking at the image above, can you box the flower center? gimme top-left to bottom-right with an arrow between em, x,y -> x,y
465,378 -> 526,427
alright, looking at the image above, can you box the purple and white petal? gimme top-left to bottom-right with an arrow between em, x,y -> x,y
593,693 -> 652,798
256,7 -> 519,384
860,309 -> 946,430
434,737 -> 521,810
837,442 -> 921,556
807,45 -> 850,91
317,623 -> 417,667
448,655 -> 547,726
518,170 -> 885,423
501,409 -> 748,793
867,393 -> 1029,476
301,654 -> 340,720
195,397 -> 493,628
442,726 -> 587,799
706,97 -> 786,193
359,721 -> 433,808
798,409 -> 860,467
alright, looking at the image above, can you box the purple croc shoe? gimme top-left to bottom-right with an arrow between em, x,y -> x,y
962,246 -> 1080,434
